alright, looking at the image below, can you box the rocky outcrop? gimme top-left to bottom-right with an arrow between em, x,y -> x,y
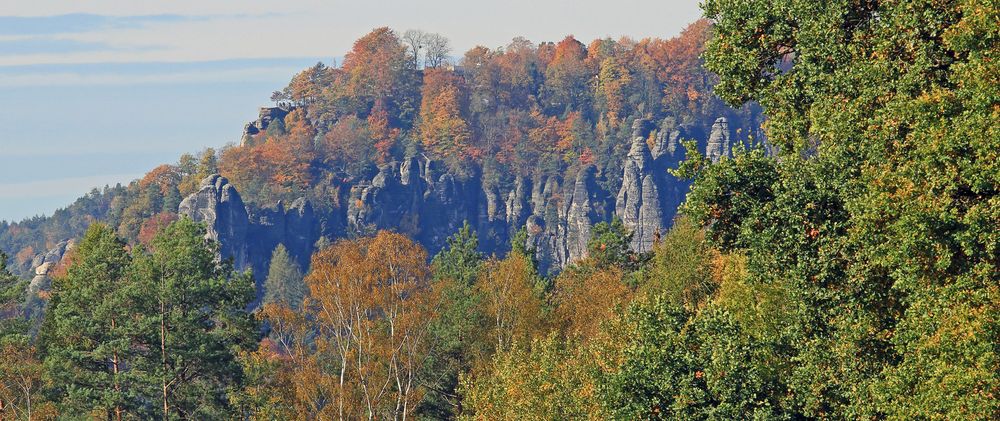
178,174 -> 318,300
616,119 -> 664,253
179,175 -> 250,268
706,117 -> 730,163
240,106 -> 294,146
562,166 -> 607,265
28,239 -> 75,295
247,198 -> 316,278
348,156 -> 479,255
178,115 -> 735,278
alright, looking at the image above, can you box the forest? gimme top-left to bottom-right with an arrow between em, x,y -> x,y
2,0 -> 999,419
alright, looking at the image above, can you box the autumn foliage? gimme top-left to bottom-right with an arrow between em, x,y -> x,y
206,21 -> 728,207
255,231 -> 436,420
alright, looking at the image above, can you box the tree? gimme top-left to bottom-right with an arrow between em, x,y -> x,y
587,217 -> 641,272
402,30 -> 451,69
550,267 -> 631,342
419,68 -> 474,173
0,340 -> 55,420
341,27 -> 418,123
0,252 -> 28,341
695,0 -> 1000,417
267,231 -> 435,420
420,223 -> 487,418
42,224 -> 140,419
131,218 -> 257,419
644,216 -> 716,311
0,252 -> 56,420
460,334 -> 602,420
596,297 -> 783,419
541,36 -> 592,114
424,33 -> 452,68
285,62 -> 331,106
262,244 -> 305,310
475,252 -> 544,353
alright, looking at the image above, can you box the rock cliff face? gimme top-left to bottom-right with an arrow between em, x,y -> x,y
178,175 -> 251,269
28,239 -> 75,296
706,117 -> 730,163
168,115 -> 733,282
616,119 -> 662,253
178,174 -> 316,299
240,106 -> 294,146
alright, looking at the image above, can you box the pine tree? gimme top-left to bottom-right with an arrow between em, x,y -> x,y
42,224 -> 141,419
419,222 -> 487,418
262,244 -> 305,310
131,218 -> 257,419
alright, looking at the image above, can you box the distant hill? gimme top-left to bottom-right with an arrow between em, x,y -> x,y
1,21 -> 764,294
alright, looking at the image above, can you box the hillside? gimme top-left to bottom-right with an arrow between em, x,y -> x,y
1,21 -> 762,286
2,2 -> 997,419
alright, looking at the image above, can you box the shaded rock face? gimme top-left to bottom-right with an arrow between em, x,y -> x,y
347,157 -> 479,256
179,175 -> 251,269
240,106 -> 294,146
247,198 -> 316,281
178,115 -> 732,278
179,175 -> 316,300
706,117 -> 731,163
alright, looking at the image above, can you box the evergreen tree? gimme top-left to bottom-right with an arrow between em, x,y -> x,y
262,244 -> 305,310
42,224 -> 143,419
419,222 -> 487,418
0,252 -> 28,342
131,218 -> 258,419
162,185 -> 182,213
430,221 -> 483,286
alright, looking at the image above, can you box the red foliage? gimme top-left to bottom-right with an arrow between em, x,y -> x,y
138,212 -> 178,247
139,164 -> 180,195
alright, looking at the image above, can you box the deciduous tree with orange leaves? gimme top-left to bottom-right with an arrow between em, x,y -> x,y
257,231 -> 438,420
419,68 -> 474,173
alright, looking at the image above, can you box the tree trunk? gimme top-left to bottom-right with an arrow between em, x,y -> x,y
160,298 -> 169,420
111,317 -> 123,421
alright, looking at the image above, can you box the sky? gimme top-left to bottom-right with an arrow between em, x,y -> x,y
0,0 -> 703,223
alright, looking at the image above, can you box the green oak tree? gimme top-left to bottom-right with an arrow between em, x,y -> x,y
688,0 -> 1000,418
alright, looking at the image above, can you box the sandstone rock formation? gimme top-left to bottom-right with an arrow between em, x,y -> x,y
240,106 -> 294,146
179,175 -> 250,269
177,174 -> 318,302
27,239 -> 75,295
616,119 -> 665,253
179,115 -> 736,278
706,117 -> 731,163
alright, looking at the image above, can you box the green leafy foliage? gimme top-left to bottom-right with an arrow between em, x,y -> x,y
419,222 -> 488,419
693,0 -> 1000,418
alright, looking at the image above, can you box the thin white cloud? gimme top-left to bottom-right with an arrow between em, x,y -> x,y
0,65 -> 305,87
4,1 -> 315,17
1,1 -> 702,66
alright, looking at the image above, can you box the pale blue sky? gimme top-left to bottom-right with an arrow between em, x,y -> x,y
0,0 -> 702,222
